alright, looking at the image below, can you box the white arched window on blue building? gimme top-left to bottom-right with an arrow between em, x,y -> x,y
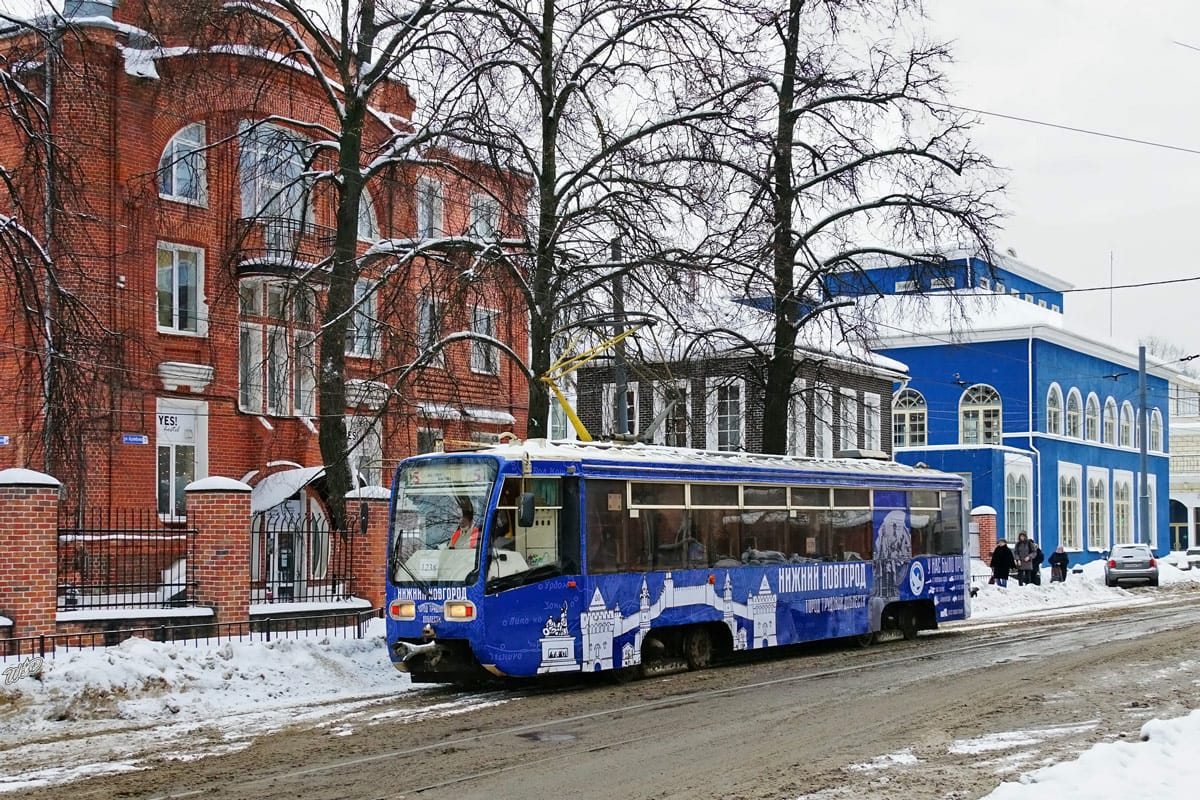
893,389 -> 927,447
1066,389 -> 1082,438
1103,397 -> 1117,443
960,384 -> 1002,445
1005,472 -> 1029,539
1085,393 -> 1100,441
1120,402 -> 1134,448
1150,409 -> 1163,452
1046,384 -> 1063,435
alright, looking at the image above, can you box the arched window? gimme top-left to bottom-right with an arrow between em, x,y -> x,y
1065,389 -> 1082,438
1103,397 -> 1117,443
1150,409 -> 1163,452
1046,384 -> 1063,435
893,389 -> 927,448
1087,477 -> 1108,550
1059,475 -> 1080,549
1120,402 -> 1134,447
960,384 -> 1002,445
1085,393 -> 1100,441
239,121 -> 313,251
158,123 -> 207,204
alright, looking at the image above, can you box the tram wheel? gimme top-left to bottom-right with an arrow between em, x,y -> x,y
683,627 -> 713,670
855,631 -> 877,648
899,609 -> 919,641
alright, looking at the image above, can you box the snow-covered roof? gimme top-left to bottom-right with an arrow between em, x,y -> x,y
613,291 -> 908,380
833,248 -> 1075,292
464,407 -> 517,425
249,467 -> 324,513
414,438 -> 961,485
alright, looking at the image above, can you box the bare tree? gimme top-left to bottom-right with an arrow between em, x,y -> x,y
452,0 -> 740,438
710,0 -> 1000,453
0,6 -> 135,512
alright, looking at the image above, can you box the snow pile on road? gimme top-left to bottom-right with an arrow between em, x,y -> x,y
0,619 -> 405,739
981,710 -> 1200,799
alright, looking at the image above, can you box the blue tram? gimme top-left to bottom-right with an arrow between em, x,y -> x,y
385,440 -> 968,682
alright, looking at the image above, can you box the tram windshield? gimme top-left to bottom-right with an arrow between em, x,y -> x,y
390,457 -> 498,586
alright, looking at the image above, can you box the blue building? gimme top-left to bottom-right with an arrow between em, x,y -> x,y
840,252 -> 1172,564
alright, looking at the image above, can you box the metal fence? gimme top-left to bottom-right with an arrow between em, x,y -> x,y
251,509 -> 356,604
57,510 -> 197,611
0,609 -> 380,663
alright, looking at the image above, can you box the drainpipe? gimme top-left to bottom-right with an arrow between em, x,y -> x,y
1027,328 -> 1043,542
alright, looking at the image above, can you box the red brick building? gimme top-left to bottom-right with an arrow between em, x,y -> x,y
0,0 -> 529,521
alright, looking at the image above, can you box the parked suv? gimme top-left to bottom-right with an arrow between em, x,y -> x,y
1104,544 -> 1159,587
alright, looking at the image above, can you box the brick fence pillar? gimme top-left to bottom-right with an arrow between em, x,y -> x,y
186,477 -> 251,622
973,505 -> 998,564
347,486 -> 390,610
0,469 -> 61,640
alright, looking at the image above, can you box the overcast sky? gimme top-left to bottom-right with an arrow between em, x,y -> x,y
926,0 -> 1200,354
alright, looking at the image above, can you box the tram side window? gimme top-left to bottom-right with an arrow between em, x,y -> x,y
586,479 -> 642,574
910,492 -> 963,556
487,477 -> 580,591
790,509 -> 832,561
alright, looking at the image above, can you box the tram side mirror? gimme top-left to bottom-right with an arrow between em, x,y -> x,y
518,492 -> 537,528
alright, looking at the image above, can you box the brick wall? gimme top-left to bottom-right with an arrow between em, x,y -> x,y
0,471 -> 60,639
185,479 -> 252,622
975,510 -> 997,564
347,488 -> 390,610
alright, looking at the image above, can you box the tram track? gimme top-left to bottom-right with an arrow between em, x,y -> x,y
114,595 -> 1200,800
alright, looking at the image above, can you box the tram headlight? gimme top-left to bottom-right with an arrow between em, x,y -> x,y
443,600 -> 476,621
389,599 -> 416,621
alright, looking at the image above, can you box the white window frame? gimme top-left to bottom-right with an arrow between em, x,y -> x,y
838,388 -> 858,451
1046,383 -> 1063,435
470,306 -> 500,375
158,123 -> 207,206
156,242 -> 206,336
1085,392 -> 1100,442
863,392 -> 881,451
652,380 -> 689,447
417,295 -> 444,368
931,276 -> 955,290
238,278 -> 314,418
1120,402 -> 1134,447
1086,469 -> 1109,551
1150,409 -> 1163,452
979,276 -> 991,290
293,330 -> 317,416
813,383 -> 833,458
705,377 -> 744,452
1113,470 -> 1134,545
1103,397 -> 1117,443
239,122 -> 311,225
602,382 -> 640,438
156,397 -> 208,521
468,192 -> 500,239
239,322 -> 264,413
894,280 -> 918,292
787,379 -> 808,456
345,278 -> 379,358
1058,462 -> 1082,550
1065,388 -> 1082,438
416,176 -> 444,238
1005,470 -> 1030,542
357,190 -> 380,241
893,388 -> 927,448
960,384 -> 1002,445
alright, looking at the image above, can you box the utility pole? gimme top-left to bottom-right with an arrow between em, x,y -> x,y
1138,345 -> 1150,545
612,237 -> 629,437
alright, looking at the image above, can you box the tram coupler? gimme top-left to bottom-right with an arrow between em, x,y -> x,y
393,639 -> 440,662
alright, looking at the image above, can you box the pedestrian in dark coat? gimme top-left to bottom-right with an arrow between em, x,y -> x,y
1014,531 -> 1035,585
989,539 -> 1016,587
1030,541 -> 1044,585
1048,545 -> 1070,582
